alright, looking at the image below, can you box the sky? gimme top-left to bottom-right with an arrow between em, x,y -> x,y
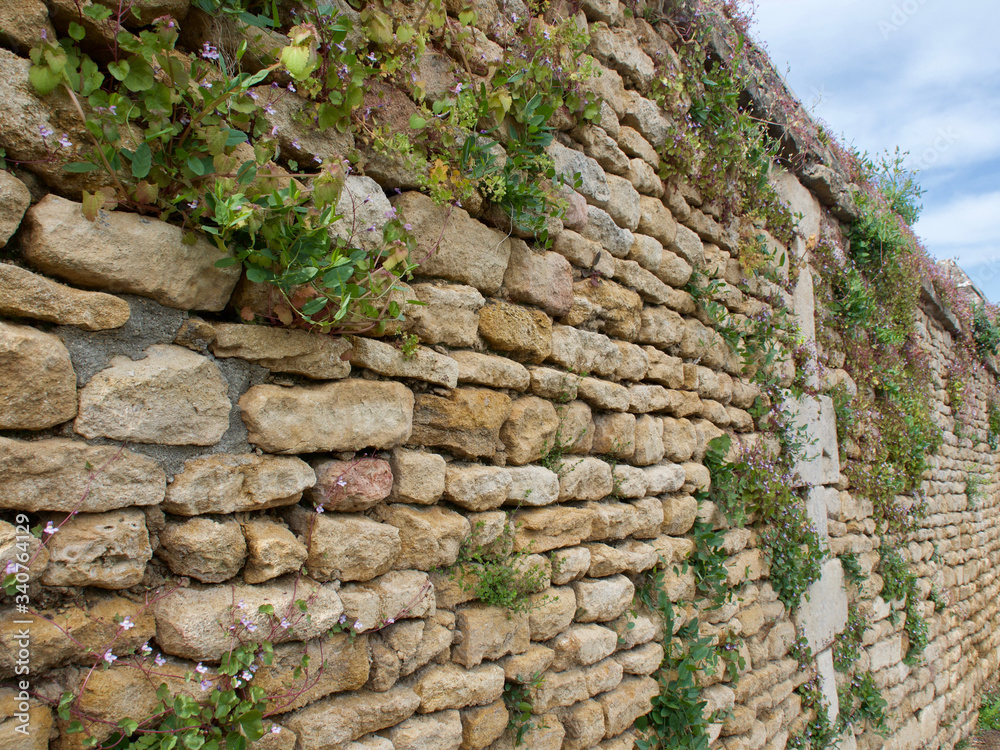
749,0 -> 1000,302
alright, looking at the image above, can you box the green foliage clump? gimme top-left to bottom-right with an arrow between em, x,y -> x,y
878,547 -> 929,664
759,503 -> 825,612
988,398 -> 1000,451
503,673 -> 545,748
788,674 -> 837,750
980,684 -> 1000,732
839,671 -> 889,735
833,603 -> 869,672
635,565 -> 726,750
450,516 -> 549,614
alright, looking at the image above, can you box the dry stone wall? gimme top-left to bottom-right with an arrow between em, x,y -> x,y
0,2 -> 997,750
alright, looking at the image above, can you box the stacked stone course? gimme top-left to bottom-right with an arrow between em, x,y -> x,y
0,1 -> 997,750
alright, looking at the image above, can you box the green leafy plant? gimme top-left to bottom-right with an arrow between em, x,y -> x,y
980,683 -> 1000,732
503,673 -> 545,748
833,602 -> 869,672
449,516 -> 549,614
838,671 -> 889,735
878,547 -> 928,664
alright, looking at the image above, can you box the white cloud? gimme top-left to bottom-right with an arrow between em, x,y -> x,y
915,191 -> 1000,255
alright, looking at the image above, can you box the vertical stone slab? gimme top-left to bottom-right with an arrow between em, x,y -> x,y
794,559 -> 848,656
786,395 -> 840,487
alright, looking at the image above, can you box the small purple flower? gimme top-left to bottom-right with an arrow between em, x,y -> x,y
316,506 -> 325,514
335,477 -> 347,487
313,156 -> 322,164
384,207 -> 398,219
339,614 -> 347,625
121,616 -> 135,631
5,560 -> 16,575
40,28 -> 47,40
270,126 -> 279,137
271,726 -> 282,735
141,642 -> 153,655
335,43 -> 346,53
247,91 -> 259,101
386,618 -> 395,625
201,42 -> 220,60
353,620 -> 362,631
233,678 -> 242,687
241,670 -> 253,681
39,125 -> 54,139
279,618 -> 290,629
263,103 -> 276,115
103,650 -> 117,664
187,200 -> 198,210
287,83 -> 296,93
43,522 -> 58,535
109,105 -> 118,115
200,679 -> 212,691
195,662 -> 208,674
154,654 -> 166,666
403,223 -> 412,231
292,140 -> 302,149
237,600 -> 246,610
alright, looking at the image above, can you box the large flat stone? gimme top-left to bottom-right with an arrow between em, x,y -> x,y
285,505 -> 401,582
394,192 -> 511,295
0,264 -> 130,331
40,508 -> 151,589
210,323 -> 351,379
240,379 -> 414,454
153,578 -> 344,661
411,388 -> 512,460
75,344 -> 231,446
0,437 -> 165,513
348,335 -> 459,387
0,320 -> 77,430
283,686 -> 420,749
22,195 -> 240,311
163,454 -> 315,515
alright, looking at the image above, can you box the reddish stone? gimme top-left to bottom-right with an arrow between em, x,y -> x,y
307,458 -> 393,511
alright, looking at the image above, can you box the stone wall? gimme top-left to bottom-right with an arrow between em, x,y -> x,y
0,1 -> 997,750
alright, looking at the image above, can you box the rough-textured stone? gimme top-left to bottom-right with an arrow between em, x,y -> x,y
389,449 -> 446,505
157,516 -> 247,584
410,663 -> 505,713
592,412 -> 637,458
451,351 -> 529,391
555,457 -> 614,502
374,504 -> 470,570
547,141 -> 610,208
582,205 -> 634,258
461,700 -> 509,749
242,519 -> 309,584
307,458 -> 393,511
154,578 -> 343,661
349,335 -> 459,387
588,25 -> 655,91
0,263 -> 130,331
0,0 -> 55,55
381,708 -> 464,750
40,509 -> 151,589
255,632 -> 371,713
505,466 -> 560,507
445,464 -> 512,511
330,175 -> 394,251
513,506 -> 594,553
411,388 -> 512,460
241,379 -> 414,454
164,454 -> 315,515
551,230 -> 613,274
598,676 -> 658,738
500,396 -> 559,465
23,195 -> 240,311
502,240 -> 574,317
669,224 -> 704,266
286,505 -> 401,582
453,604 -> 530,667
564,277 -> 644,342
575,123 -> 630,176
0,320 -> 77,430
637,306 -> 684,348
210,323 -> 351,379
573,575 -> 635,622
0,437 -> 165,513
283,686 -> 420,749
395,192 -> 511,295
408,283 -> 485,348
787,394 -> 840,486
478,300 -> 552,363
75,344 -> 230,445
550,625 -> 619,670
548,325 -> 621,378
